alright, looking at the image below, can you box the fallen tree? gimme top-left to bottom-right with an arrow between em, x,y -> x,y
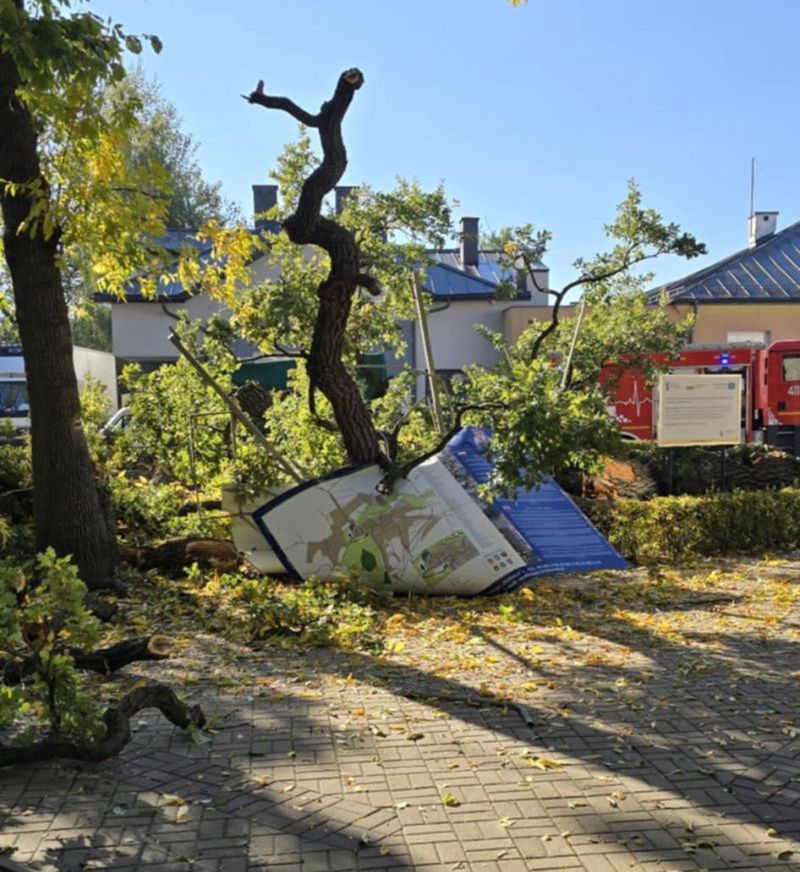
120,537 -> 240,575
230,71 -> 713,595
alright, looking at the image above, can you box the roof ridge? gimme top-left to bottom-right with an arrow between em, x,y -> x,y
647,218 -> 800,303
427,259 -> 499,289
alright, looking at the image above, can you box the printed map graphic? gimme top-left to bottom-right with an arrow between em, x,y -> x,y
255,458 -> 523,595
305,485 -> 479,588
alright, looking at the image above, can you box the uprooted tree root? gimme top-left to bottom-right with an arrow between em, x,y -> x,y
0,682 -> 206,767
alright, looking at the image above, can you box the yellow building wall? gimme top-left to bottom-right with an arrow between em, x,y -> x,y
669,302 -> 800,344
503,305 -> 576,345
503,302 -> 800,346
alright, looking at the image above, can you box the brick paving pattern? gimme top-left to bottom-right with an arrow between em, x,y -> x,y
2,558 -> 799,870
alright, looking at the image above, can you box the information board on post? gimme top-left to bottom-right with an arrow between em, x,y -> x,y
656,374 -> 742,447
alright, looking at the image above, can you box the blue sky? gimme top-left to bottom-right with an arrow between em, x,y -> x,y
89,0 -> 800,292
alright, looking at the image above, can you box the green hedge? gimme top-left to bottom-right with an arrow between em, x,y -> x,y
582,488 -> 800,564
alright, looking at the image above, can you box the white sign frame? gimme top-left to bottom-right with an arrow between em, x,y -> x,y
656,373 -> 742,447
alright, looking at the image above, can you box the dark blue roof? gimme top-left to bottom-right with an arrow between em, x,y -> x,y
98,235 -> 543,304
647,220 -> 800,304
423,250 -> 543,300
93,230 -> 214,303
94,226 -> 277,303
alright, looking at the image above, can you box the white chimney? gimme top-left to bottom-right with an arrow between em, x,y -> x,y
749,211 -> 778,249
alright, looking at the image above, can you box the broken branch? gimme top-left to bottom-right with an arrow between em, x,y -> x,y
1,634 -> 172,686
0,682 -> 206,767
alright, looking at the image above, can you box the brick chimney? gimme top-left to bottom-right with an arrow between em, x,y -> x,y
459,217 -> 479,267
335,185 -> 356,216
252,184 -> 278,229
749,211 -> 778,249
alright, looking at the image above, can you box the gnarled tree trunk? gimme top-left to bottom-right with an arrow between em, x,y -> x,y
248,69 -> 384,465
0,37 -> 117,588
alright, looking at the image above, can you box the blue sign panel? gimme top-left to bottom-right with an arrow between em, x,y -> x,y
445,428 -> 628,592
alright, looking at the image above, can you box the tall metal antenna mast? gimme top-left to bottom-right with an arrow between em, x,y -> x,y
750,157 -> 755,217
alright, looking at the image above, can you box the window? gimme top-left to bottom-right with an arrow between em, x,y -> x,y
727,330 -> 770,345
782,355 -> 800,382
0,381 -> 29,416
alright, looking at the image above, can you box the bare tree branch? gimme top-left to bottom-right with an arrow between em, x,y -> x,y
244,82 -> 319,127
529,246 -> 662,362
247,68 -> 383,466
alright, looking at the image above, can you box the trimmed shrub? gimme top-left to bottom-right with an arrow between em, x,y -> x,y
583,488 -> 800,564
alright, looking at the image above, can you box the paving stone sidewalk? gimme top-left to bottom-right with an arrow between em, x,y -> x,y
2,560 -> 800,871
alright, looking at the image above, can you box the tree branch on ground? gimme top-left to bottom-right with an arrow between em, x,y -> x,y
0,682 -> 205,767
0,634 -> 172,685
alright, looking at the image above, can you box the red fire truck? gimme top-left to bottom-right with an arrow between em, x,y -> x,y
604,340 -> 800,454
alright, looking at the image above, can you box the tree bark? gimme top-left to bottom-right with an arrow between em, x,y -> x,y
0,38 -> 117,588
248,70 -> 385,465
119,537 -> 239,575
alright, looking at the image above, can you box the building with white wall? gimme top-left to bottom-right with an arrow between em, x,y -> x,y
411,216 -> 548,398
98,187 -> 550,394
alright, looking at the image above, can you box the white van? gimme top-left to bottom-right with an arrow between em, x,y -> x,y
0,343 -> 118,429
0,344 -> 28,428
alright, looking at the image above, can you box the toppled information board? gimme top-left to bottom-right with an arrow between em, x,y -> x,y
229,428 -> 627,595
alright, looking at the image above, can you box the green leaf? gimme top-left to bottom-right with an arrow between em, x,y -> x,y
124,35 -> 142,54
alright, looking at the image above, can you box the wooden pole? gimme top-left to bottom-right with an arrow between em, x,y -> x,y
410,273 -> 446,436
560,294 -> 587,392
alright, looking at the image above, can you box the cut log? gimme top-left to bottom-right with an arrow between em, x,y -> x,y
722,449 -> 800,491
583,457 -> 657,500
120,538 -> 240,575
73,634 -> 172,674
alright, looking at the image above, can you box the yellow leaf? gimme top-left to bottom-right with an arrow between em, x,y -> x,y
163,794 -> 186,806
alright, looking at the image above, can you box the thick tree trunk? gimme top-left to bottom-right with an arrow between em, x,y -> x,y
248,70 -> 384,465
0,44 -> 117,588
